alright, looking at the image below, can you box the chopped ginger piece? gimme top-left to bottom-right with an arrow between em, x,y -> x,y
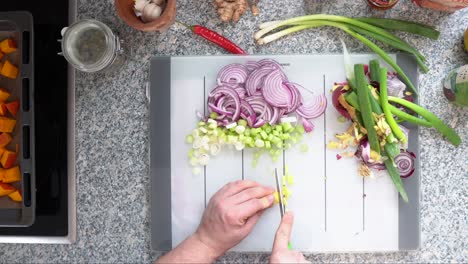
358,164 -> 372,177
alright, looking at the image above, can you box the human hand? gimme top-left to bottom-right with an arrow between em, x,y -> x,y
270,212 -> 310,264
194,180 -> 275,258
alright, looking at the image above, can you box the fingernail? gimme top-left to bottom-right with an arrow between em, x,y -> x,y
262,194 -> 274,208
267,194 -> 275,203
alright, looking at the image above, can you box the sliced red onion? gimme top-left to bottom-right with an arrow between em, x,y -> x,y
207,59 -> 327,128
208,103 -> 233,117
240,112 -> 256,127
395,151 -> 416,178
209,86 -> 241,121
217,63 -> 248,84
296,93 -> 327,119
263,69 -> 291,108
269,107 -> 281,125
258,59 -> 288,80
245,66 -> 274,96
284,82 -> 302,114
246,96 -> 273,122
240,100 -> 256,119
252,119 -> 266,128
235,87 -> 248,99
246,61 -> 261,73
301,118 -> 314,133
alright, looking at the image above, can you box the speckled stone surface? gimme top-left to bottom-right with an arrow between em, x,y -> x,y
0,0 -> 467,263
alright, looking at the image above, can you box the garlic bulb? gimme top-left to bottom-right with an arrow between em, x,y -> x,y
134,0 -> 149,12
151,0 -> 164,5
141,3 -> 162,22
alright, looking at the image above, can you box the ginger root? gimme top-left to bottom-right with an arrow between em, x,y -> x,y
213,0 -> 248,23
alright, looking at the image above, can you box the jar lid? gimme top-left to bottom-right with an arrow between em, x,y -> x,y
60,19 -> 117,73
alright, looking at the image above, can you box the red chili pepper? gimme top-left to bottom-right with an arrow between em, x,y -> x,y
190,25 -> 247,55
174,22 -> 246,55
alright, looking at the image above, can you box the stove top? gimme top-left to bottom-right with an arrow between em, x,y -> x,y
0,1 -> 76,242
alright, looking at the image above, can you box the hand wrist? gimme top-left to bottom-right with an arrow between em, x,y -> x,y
191,231 -> 225,260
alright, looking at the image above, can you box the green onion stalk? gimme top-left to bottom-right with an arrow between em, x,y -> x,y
255,15 -> 440,95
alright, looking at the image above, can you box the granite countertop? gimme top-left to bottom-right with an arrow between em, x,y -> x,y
0,0 -> 467,263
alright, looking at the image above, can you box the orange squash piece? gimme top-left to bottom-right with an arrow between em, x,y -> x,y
0,168 -> 5,181
0,182 -> 15,197
1,150 -> 16,169
0,117 -> 16,133
0,133 -> 12,148
0,148 -> 5,159
8,190 -> 21,202
0,89 -> 10,102
0,39 -> 17,54
2,166 -> 20,183
0,60 -> 18,79
5,101 -> 18,117
0,104 -> 7,116
0,51 -> 4,60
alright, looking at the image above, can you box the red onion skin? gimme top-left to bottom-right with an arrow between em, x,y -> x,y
332,85 -> 352,120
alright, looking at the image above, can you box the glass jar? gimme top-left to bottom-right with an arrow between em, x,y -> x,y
59,19 -> 125,73
366,0 -> 400,10
443,65 -> 468,107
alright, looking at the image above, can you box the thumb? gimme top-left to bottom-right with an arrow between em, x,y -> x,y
272,211 -> 294,252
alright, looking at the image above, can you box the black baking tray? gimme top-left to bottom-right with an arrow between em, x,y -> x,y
0,11 -> 35,227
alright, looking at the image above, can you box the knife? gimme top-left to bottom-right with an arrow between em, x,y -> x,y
274,168 -> 292,250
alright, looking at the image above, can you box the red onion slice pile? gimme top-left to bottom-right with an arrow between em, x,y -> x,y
207,60 -> 327,130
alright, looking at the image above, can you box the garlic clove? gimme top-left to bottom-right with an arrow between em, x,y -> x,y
134,0 -> 149,12
151,0 -> 164,5
141,3 -> 162,22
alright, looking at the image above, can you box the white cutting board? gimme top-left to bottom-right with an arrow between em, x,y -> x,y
168,54 -> 401,252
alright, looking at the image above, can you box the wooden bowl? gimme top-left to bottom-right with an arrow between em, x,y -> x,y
115,0 -> 176,32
